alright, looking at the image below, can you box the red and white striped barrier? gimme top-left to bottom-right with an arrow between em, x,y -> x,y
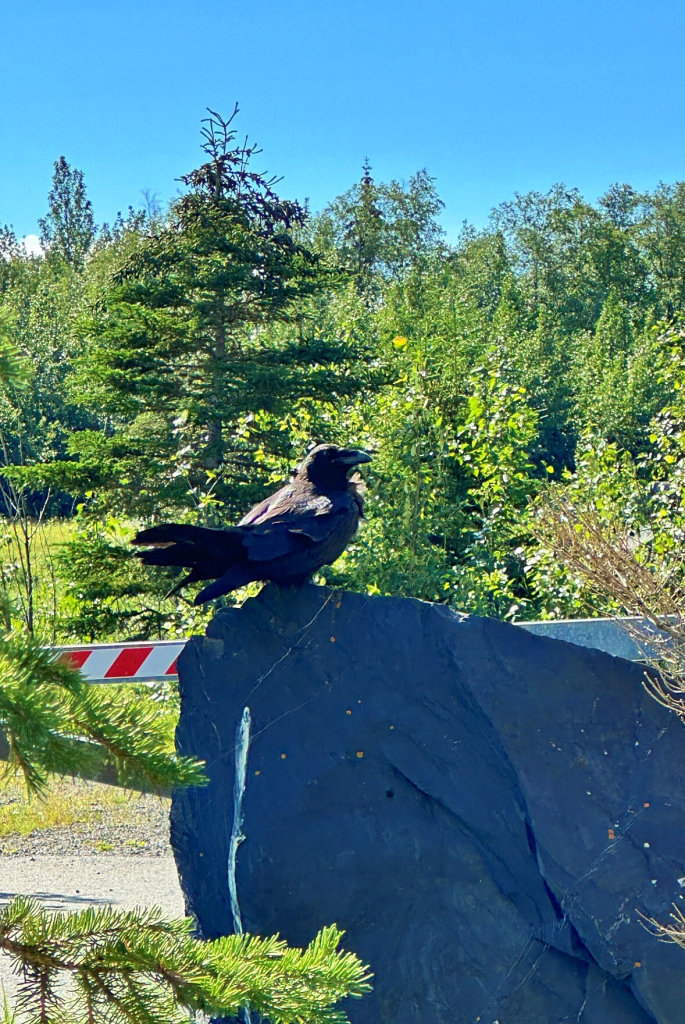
57,641 -> 184,682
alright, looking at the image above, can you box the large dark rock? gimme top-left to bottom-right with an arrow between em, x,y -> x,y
171,584 -> 685,1023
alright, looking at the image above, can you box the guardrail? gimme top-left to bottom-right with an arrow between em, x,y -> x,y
517,616 -> 660,662
56,640 -> 185,682
51,615 -> 663,683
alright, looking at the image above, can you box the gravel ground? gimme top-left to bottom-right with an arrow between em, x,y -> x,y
0,854 -> 184,914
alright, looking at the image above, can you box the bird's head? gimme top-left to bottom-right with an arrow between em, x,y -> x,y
296,444 -> 372,490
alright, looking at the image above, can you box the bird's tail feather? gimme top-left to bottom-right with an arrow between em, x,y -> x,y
133,523 -> 244,586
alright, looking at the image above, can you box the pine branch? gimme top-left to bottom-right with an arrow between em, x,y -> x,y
0,899 -> 371,1024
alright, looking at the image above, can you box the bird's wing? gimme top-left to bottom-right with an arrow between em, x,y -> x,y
239,486 -> 352,563
238,484 -> 333,526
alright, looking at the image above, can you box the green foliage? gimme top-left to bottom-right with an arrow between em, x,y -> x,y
446,354 -> 540,617
6,110 -> 384,633
332,346 -> 541,617
313,161 -> 445,294
0,898 -> 371,1024
50,518 -> 210,642
525,438 -> 646,619
0,308 -> 32,390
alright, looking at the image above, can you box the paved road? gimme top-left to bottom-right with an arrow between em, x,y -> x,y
0,855 -> 185,1001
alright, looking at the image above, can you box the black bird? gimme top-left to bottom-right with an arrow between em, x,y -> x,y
132,444 -> 372,604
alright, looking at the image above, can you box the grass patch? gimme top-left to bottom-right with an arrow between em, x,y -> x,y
0,518 -> 75,640
0,774 -> 167,838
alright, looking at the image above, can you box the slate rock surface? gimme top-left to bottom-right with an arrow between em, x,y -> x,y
171,584 -> 685,1023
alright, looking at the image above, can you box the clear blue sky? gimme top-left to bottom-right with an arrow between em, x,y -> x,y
2,0 -> 685,243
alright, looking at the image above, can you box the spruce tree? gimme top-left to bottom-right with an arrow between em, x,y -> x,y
63,107 -> 377,522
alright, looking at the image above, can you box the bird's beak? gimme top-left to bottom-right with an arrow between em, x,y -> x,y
334,449 -> 373,466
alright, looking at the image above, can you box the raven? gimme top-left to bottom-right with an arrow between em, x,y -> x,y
132,444 -> 372,604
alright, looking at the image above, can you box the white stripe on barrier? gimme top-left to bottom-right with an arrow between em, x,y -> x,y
139,643 -> 183,679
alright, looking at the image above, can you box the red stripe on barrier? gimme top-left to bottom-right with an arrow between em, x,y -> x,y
104,646 -> 154,679
58,650 -> 91,669
165,658 -> 178,676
